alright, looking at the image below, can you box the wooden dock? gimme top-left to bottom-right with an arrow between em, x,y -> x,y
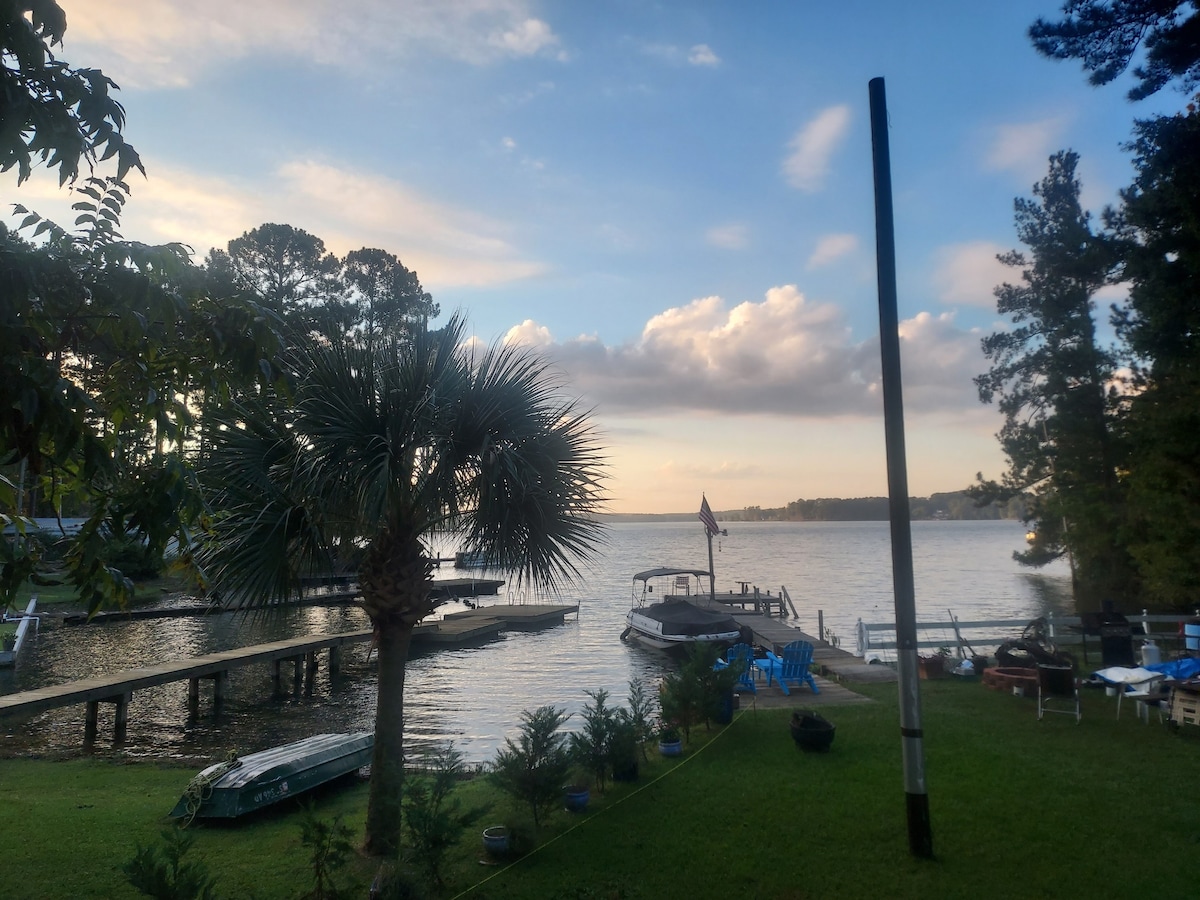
60,578 -> 507,626
0,603 -> 577,746
691,597 -> 898,688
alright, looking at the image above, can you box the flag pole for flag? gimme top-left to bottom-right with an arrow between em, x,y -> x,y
699,495 -> 718,601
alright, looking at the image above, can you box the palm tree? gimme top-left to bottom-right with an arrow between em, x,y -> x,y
196,315 -> 605,856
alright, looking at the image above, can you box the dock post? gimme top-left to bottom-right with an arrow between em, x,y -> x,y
329,646 -> 340,677
213,671 -> 228,707
293,656 -> 304,694
818,610 -> 825,644
272,659 -> 283,696
113,693 -> 131,743
305,651 -> 318,695
188,677 -> 200,716
83,700 -> 99,749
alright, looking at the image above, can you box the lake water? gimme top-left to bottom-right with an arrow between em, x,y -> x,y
1,519 -> 1072,764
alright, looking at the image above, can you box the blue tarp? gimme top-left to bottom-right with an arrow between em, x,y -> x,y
1145,657 -> 1200,680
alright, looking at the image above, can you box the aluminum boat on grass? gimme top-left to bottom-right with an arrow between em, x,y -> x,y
622,567 -> 744,652
170,732 -> 373,821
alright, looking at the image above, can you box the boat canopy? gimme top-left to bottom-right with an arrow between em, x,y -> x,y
632,567 -> 712,583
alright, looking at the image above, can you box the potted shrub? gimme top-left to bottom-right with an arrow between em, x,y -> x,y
608,716 -> 640,783
490,706 -> 572,829
569,689 -> 615,793
657,724 -> 682,757
563,783 -> 589,812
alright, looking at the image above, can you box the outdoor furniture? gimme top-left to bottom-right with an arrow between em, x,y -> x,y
1094,666 -> 1165,720
1036,663 -> 1080,723
1167,681 -> 1200,727
754,640 -> 819,696
716,642 -> 757,694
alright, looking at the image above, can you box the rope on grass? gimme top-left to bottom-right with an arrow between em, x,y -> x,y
179,750 -> 242,827
449,708 -> 750,899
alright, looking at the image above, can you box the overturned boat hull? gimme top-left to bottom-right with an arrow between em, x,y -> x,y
171,732 -> 373,820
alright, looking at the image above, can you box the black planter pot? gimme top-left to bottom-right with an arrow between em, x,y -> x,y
612,756 -> 639,783
789,710 -> 835,752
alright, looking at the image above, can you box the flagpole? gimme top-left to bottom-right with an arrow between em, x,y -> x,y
707,530 -> 716,601
698,495 -> 719,601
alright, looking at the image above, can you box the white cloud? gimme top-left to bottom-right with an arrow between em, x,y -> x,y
705,223 -> 749,250
807,233 -> 858,269
984,116 -> 1068,183
514,286 -> 984,418
65,1 -> 568,88
688,44 -> 720,67
7,157 -> 545,289
932,241 -> 1011,308
488,18 -> 565,60
782,105 -> 851,192
501,136 -> 517,151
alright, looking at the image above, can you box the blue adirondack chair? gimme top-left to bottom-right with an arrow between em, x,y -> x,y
756,640 -> 819,696
716,642 -> 757,694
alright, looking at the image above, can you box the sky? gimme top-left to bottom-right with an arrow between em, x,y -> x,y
5,1 -> 1187,514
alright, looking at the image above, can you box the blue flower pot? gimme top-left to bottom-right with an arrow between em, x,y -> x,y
482,826 -> 509,857
564,785 -> 589,812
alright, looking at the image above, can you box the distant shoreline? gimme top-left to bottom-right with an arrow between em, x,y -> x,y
599,490 -> 1020,523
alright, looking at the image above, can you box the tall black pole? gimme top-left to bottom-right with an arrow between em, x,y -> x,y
868,76 -> 934,859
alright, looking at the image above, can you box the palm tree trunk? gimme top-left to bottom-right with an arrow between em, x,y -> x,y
364,617 -> 414,857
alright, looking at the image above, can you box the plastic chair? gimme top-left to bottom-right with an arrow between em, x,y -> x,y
716,642 -> 757,694
755,640 -> 819,696
1118,673 -> 1167,723
1037,663 -> 1080,723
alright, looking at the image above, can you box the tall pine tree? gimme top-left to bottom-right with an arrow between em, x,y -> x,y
1109,104 -> 1200,607
974,151 -> 1139,610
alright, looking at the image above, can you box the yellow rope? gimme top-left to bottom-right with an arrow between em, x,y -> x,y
450,708 -> 748,899
179,750 -> 242,827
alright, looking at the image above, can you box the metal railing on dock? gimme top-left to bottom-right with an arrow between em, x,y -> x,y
855,609 -> 1200,661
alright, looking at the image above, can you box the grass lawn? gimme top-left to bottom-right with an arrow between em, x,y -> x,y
8,572 -> 196,611
2,677 -> 1197,899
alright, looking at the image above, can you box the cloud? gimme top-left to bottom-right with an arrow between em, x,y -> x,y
488,18 -> 566,60
507,286 -> 985,418
782,105 -> 851,192
984,116 -> 1068,182
687,44 -> 720,67
932,241 -> 1011,308
705,223 -> 749,250
8,157 -> 545,289
66,1 -> 568,88
807,233 -> 858,269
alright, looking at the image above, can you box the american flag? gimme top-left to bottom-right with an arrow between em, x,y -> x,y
698,495 -> 719,536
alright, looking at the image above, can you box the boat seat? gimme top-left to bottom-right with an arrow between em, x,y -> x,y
673,575 -> 691,595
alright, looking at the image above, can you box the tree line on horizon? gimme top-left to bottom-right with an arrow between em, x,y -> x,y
602,490 -> 1021,523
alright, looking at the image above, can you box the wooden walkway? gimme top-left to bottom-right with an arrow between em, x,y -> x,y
0,603 -> 577,745
691,596 -> 898,688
